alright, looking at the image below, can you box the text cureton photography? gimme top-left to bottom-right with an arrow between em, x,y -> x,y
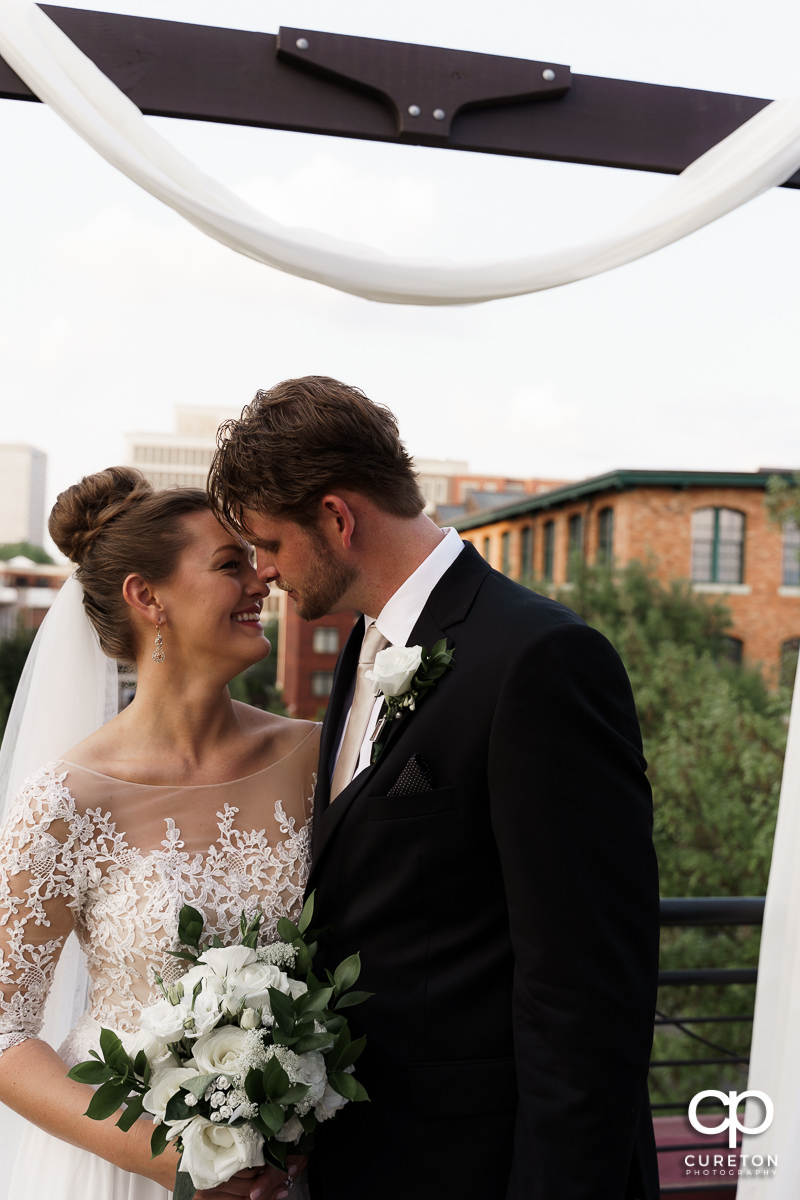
684,1089 -> 777,1179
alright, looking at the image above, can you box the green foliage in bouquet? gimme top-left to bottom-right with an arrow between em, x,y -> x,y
68,894 -> 371,1198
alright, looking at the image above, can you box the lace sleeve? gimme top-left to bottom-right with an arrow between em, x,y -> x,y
0,765 -> 87,1057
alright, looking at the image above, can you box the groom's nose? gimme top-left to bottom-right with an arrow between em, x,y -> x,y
255,548 -> 279,583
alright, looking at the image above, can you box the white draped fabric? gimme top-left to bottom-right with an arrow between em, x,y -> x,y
738,661 -> 800,1197
2,0 -> 800,304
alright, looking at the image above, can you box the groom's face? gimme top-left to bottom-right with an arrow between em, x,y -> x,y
244,509 -> 357,622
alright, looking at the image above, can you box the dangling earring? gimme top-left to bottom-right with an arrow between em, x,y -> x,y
152,623 -> 165,664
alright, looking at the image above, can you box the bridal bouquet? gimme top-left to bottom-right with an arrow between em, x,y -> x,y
67,897 -> 370,1199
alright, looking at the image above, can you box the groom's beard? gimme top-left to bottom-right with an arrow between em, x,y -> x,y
284,528 -> 357,622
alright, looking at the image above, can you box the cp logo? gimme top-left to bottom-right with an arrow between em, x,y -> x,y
688,1090 -> 774,1149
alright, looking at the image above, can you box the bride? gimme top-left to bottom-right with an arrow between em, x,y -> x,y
0,466 -> 320,1200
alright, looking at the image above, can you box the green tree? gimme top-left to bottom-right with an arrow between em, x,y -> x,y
228,621 -> 289,715
765,471 -> 800,527
0,542 -> 54,564
543,560 -> 789,1108
0,623 -> 36,739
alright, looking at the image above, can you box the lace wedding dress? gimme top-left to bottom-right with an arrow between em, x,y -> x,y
0,724 -> 319,1199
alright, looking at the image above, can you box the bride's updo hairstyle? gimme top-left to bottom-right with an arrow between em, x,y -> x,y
49,466 -> 210,662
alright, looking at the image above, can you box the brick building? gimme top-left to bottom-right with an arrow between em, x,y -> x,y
452,469 -> 799,683
276,596 -> 358,719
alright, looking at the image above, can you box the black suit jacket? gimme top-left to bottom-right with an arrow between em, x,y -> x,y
308,542 -> 660,1200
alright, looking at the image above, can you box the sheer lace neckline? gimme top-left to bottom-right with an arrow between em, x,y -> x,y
58,722 -> 320,789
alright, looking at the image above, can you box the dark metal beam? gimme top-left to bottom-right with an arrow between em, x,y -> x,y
1,6 -> 797,188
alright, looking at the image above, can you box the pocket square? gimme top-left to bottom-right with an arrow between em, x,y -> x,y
388,754 -> 435,796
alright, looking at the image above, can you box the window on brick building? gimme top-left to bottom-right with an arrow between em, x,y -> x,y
722,636 -> 743,666
691,508 -> 745,584
567,514 -> 584,582
783,522 -> 800,587
781,638 -> 800,688
520,526 -> 534,580
483,536 -> 491,561
501,531 -> 511,575
311,671 -> 335,697
543,521 -> 555,583
597,507 -> 614,565
312,627 -> 340,655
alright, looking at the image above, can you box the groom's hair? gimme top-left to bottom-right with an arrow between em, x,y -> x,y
208,376 -> 425,530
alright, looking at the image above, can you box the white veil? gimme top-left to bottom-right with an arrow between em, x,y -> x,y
0,573 -> 118,1047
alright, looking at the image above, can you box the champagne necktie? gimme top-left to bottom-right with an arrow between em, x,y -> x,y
330,624 -> 389,801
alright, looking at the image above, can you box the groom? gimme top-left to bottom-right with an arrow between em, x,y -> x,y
208,376 -> 660,1200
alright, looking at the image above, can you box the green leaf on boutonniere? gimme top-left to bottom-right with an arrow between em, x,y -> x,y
369,640 -> 454,765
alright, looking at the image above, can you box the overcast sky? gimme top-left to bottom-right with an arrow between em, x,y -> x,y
1,0 -> 799,553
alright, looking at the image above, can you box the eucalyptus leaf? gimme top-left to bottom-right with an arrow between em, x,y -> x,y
334,990 -> 373,1010
150,1121 -> 170,1158
85,1079 -> 132,1121
262,1057 -> 290,1100
259,1100 -> 285,1137
183,1073 -> 218,1099
327,1071 -> 359,1101
298,892 -> 315,934
277,916 -> 300,944
276,1082 -> 311,1105
67,1060 -> 111,1086
115,1094 -> 146,1132
173,1168 -> 197,1200
333,953 -> 361,994
177,904 -> 205,951
268,987 -> 295,1034
292,1032 -> 335,1054
295,987 -> 333,1015
331,1035 -> 366,1071
245,1067 -> 266,1104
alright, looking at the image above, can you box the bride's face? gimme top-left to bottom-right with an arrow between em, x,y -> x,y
154,509 -> 271,677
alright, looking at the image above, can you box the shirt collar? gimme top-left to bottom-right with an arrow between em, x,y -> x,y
368,527 -> 464,648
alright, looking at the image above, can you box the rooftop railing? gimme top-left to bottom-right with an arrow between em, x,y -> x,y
653,896 -> 765,1197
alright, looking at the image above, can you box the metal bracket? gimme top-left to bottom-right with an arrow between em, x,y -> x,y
276,27 -> 570,143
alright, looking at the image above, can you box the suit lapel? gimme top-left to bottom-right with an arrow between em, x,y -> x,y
313,616 -> 364,857
309,543 -> 492,876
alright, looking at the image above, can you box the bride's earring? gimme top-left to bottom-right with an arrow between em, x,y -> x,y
152,623 -> 165,664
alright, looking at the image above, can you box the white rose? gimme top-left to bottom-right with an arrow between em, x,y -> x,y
275,1115 -> 304,1143
197,946 -> 257,978
184,988 -> 224,1038
314,1081 -> 349,1122
191,1025 -> 248,1075
140,998 -> 191,1043
366,645 -> 423,698
292,1051 -> 327,1105
180,1118 -> 265,1190
122,1028 -> 171,1066
180,963 -> 215,995
286,978 -> 308,1001
227,961 -> 292,1010
142,1066 -> 200,1121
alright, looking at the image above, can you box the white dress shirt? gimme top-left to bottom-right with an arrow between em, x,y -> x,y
335,527 -> 464,781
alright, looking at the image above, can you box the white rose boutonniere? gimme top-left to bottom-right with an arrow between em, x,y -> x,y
367,645 -> 423,698
366,639 -> 454,764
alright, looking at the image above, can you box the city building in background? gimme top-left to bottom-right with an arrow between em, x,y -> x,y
0,555 -> 70,638
414,457 -> 567,525
453,469 -> 800,684
125,405 -> 240,490
0,445 -> 46,546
